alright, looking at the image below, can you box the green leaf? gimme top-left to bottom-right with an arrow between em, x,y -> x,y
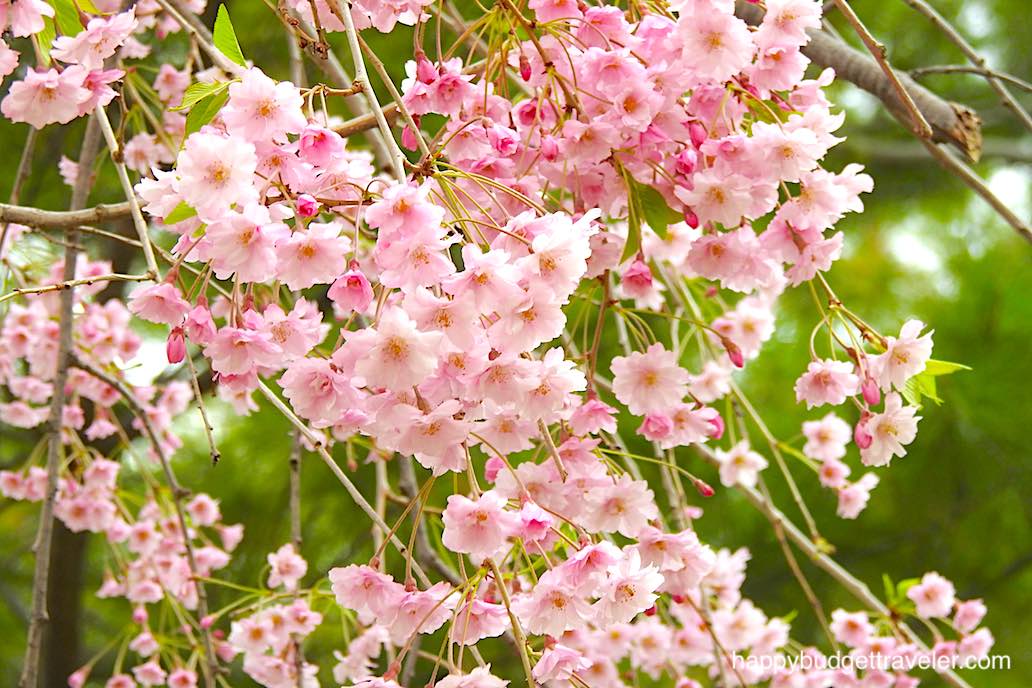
74,0 -> 102,13
37,18 -> 57,62
213,4 -> 246,67
164,202 -> 198,225
184,89 -> 230,136
622,195 -> 642,263
52,0 -> 83,36
631,180 -> 681,240
172,81 -> 229,112
923,359 -> 971,376
882,573 -> 895,602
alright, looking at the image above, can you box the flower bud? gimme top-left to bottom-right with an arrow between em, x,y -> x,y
675,148 -> 697,176
707,413 -> 725,440
854,416 -> 873,449
132,605 -> 148,624
484,455 -> 505,483
684,208 -> 700,229
67,668 -> 89,688
415,53 -> 436,84
721,337 -> 744,368
861,376 -> 881,406
401,124 -> 419,151
200,614 -> 215,629
296,193 -> 319,218
693,477 -> 716,498
519,54 -> 532,81
540,135 -> 559,161
689,121 -> 707,148
166,327 -> 186,364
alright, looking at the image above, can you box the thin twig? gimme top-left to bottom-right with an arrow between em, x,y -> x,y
919,140 -> 1032,244
73,356 -> 219,687
0,273 -> 151,305
693,444 -> 975,688
334,0 -> 407,181
185,352 -> 220,465
94,104 -> 160,278
901,0 -> 1032,134
832,0 -> 933,139
910,64 -> 1032,95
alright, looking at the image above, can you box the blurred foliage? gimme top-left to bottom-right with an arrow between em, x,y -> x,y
1,0 -> 1030,686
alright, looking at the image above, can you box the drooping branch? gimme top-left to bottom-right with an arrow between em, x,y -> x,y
735,1 -> 983,162
693,444 -> 976,688
18,115 -> 103,688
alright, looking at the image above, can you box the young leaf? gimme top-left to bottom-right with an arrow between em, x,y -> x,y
632,180 -> 681,240
37,17 -> 57,62
213,4 -> 246,67
53,0 -> 84,36
923,359 -> 972,376
163,202 -> 198,225
184,89 -> 230,136
172,81 -> 229,112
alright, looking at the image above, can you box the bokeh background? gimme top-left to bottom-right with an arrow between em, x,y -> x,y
1,1 -> 1029,686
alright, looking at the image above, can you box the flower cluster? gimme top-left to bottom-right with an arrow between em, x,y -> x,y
0,0 -> 987,687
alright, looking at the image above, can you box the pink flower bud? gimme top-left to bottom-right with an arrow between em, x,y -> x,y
854,416 -> 873,449
689,121 -> 707,148
684,208 -> 699,229
519,54 -> 532,81
861,376 -> 881,406
200,614 -> 215,629
675,148 -> 697,176
693,477 -> 716,498
166,327 -> 186,364
707,413 -> 725,440
67,668 -> 89,688
415,54 -> 436,84
132,605 -> 148,624
540,135 -> 559,161
401,124 -> 418,151
644,605 -> 657,616
484,455 -> 505,482
296,193 -> 319,218
721,337 -> 744,368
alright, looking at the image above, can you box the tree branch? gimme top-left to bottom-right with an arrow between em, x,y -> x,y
735,1 -> 983,161
0,201 -> 134,229
18,115 -> 102,688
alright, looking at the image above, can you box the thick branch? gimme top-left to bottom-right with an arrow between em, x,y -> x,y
735,1 -> 983,161
0,201 -> 134,229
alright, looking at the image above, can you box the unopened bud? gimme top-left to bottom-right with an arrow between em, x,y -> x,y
166,327 -> 186,364
854,416 -> 873,449
721,337 -> 744,368
684,208 -> 699,229
689,121 -> 707,148
296,193 -> 319,218
861,376 -> 881,406
415,53 -> 436,84
706,414 -> 725,440
519,54 -> 532,82
693,477 -> 716,498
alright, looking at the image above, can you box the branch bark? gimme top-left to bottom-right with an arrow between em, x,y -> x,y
0,201 -> 134,229
735,1 -> 983,161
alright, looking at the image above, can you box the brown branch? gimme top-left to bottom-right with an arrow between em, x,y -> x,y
19,115 -> 103,688
918,140 -> 1032,244
735,1 -> 983,161
900,0 -> 1032,134
0,201 -> 134,229
830,0 -> 933,139
911,64 -> 1032,95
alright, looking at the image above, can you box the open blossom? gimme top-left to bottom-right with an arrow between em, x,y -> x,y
266,543 -> 307,590
611,343 -> 690,415
794,358 -> 859,408
830,610 -> 874,647
907,572 -> 956,618
223,68 -> 307,143
276,222 -> 351,291
1,68 -> 92,129
860,392 -> 920,467
802,413 -> 851,461
175,132 -> 258,218
512,571 -> 594,637
349,308 -> 442,392
442,490 -> 519,561
837,473 -> 878,519
583,474 -> 659,537
280,357 -> 357,426
870,319 -> 934,391
127,283 -> 191,325
532,644 -> 591,685
594,551 -> 664,626
50,8 -> 137,69
714,441 -> 768,488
